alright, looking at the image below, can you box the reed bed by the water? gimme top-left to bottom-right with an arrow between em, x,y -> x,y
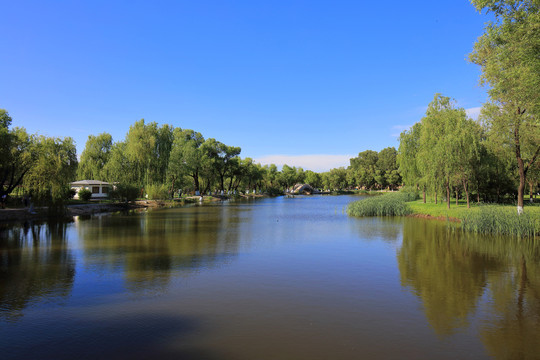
346,192 -> 418,217
461,205 -> 540,238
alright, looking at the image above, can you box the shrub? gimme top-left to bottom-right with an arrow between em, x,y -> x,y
346,191 -> 418,217
78,189 -> 93,201
146,184 -> 170,200
68,188 -> 77,199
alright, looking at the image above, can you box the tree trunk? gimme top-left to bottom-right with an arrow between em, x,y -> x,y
170,176 -> 176,196
516,134 -> 525,214
446,183 -> 450,209
476,179 -> 480,203
219,174 -> 225,192
193,172 -> 200,193
463,179 -> 470,208
514,108 -> 528,215
455,187 -> 458,206
228,176 -> 234,192
423,185 -> 426,203
529,181 -> 534,203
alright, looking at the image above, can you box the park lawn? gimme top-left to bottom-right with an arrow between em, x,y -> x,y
408,199 -> 540,220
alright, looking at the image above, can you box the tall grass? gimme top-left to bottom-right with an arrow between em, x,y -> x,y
461,205 -> 540,238
347,191 -> 418,217
146,184 -> 170,200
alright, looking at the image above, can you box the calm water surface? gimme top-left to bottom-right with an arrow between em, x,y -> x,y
1,195 -> 539,359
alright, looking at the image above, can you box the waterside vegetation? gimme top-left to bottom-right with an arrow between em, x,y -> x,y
346,191 -> 417,217
348,191 -> 540,238
0,1 -> 538,231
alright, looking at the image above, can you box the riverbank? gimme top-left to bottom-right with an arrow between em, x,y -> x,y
0,202 -> 150,222
347,192 -> 540,237
0,194 -> 273,223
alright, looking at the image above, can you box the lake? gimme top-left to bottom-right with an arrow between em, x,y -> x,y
1,195 -> 539,359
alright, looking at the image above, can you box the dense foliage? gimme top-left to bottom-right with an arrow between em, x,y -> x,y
77,189 -> 92,202
1,1 -> 537,212
0,109 -> 78,207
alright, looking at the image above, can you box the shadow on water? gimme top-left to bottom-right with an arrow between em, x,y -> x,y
0,312 -> 232,360
0,220 -> 75,321
397,217 -> 540,359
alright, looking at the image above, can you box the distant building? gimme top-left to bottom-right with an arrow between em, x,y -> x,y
70,180 -> 112,199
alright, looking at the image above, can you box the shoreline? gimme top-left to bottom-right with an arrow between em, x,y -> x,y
407,213 -> 461,222
0,194 -> 270,223
0,202 -> 149,223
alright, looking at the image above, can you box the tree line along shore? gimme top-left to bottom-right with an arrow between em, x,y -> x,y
1,1 -> 539,233
349,1 -> 540,237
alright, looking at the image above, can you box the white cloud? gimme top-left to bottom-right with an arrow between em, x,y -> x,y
391,124 -> 413,137
254,154 -> 353,172
466,107 -> 482,120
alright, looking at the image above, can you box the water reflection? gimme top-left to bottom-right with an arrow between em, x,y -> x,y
0,221 -> 75,321
348,216 -> 403,243
76,205 -> 244,293
398,218 -> 540,359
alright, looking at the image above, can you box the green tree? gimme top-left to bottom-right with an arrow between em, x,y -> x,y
124,119 -> 158,185
418,94 -> 470,209
23,135 -> 78,206
0,111 -> 34,200
167,129 -> 205,193
398,123 -> 425,201
213,141 -> 241,192
104,141 -> 138,186
77,132 -> 113,180
279,165 -> 298,189
262,164 -> 279,189
479,103 -> 518,202
304,170 -> 322,189
469,0 -> 540,213
377,147 -> 401,190
325,167 -> 348,190
153,124 -> 175,185
349,150 -> 378,189
452,114 -> 483,207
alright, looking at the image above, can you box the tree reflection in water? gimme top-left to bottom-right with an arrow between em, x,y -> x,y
76,205 -> 243,294
0,221 -> 75,321
398,217 -> 540,359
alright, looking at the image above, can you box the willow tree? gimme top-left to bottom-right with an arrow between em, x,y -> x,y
398,123 -> 425,201
78,132 -> 113,180
0,110 -> 34,200
23,135 -> 78,205
418,95 -> 457,208
124,119 -> 158,186
416,94 -> 479,209
469,0 -> 540,213
452,114 -> 483,208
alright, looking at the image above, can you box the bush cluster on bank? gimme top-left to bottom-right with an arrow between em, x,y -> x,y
78,189 -> 93,201
461,206 -> 540,238
346,191 -> 418,217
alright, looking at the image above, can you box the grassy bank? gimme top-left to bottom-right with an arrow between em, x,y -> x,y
347,192 -> 540,238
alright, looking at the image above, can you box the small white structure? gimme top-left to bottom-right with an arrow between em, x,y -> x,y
71,180 -> 112,199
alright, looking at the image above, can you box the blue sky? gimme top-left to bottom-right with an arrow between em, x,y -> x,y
2,1 -> 489,172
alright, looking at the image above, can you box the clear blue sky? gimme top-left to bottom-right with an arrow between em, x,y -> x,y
1,0 -> 489,172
